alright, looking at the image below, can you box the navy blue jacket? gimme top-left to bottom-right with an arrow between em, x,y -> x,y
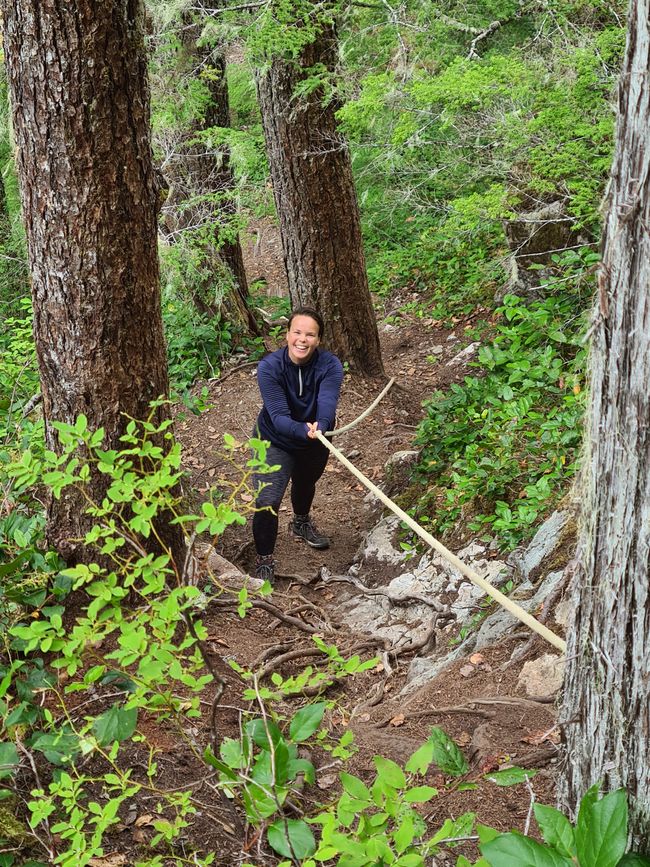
255,347 -> 344,451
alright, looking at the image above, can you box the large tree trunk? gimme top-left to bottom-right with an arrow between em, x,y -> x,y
256,26 -> 384,377
559,0 -> 650,846
160,11 -> 260,341
2,0 -> 185,567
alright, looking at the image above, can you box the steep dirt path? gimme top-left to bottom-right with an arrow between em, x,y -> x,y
172,309 -> 559,863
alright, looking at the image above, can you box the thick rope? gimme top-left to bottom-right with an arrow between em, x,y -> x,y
315,431 -> 567,653
325,377 -> 395,436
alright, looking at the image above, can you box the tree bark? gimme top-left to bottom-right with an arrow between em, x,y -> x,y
160,12 -> 260,340
2,0 -> 185,567
559,0 -> 650,846
256,26 -> 385,377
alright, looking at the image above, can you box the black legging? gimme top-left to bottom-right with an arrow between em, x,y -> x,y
253,441 -> 329,556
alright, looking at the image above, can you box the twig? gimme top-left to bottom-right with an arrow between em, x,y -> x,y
208,358 -> 259,385
523,775 -> 536,835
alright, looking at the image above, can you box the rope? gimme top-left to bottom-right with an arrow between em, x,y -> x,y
314,431 -> 567,653
325,377 -> 395,437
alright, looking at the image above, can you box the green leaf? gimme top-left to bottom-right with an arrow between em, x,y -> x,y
92,703 -> 138,746
394,813 -> 415,853
617,856 -> 650,866
485,767 -> 536,786
0,743 -> 19,779
289,702 -> 326,742
404,785 -> 439,803
340,772 -> 371,802
481,832 -> 574,866
267,818 -> 316,859
30,728 -> 80,765
534,804 -> 575,858
428,726 -> 469,777
395,853 -> 424,866
576,788 -> 627,867
246,717 -> 284,752
0,552 -> 31,578
373,754 -> 407,789
406,739 -> 434,775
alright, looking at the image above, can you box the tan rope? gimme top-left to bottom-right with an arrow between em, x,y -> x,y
315,431 -> 567,653
325,377 -> 395,437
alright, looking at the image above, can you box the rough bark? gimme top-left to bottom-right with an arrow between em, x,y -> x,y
256,27 -> 385,377
559,0 -> 650,845
161,13 -> 259,340
2,0 -> 185,567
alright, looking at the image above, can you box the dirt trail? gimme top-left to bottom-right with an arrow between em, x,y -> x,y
174,308 -> 559,861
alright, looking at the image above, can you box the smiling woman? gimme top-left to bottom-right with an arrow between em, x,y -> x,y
252,306 -> 344,584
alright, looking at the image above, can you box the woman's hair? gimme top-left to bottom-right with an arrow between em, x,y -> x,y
287,306 -> 325,338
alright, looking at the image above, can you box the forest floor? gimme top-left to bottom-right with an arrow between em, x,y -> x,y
150,294 -> 560,865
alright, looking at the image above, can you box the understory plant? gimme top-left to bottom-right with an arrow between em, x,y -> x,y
413,251 -> 595,550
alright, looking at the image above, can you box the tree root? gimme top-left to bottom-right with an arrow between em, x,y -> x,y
317,569 -> 451,614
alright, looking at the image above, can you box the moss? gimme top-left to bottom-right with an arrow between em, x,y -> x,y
0,798 -> 31,845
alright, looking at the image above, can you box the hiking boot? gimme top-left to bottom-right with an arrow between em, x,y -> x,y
255,554 -> 275,584
291,514 -> 330,549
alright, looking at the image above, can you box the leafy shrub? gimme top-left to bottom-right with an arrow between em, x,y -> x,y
414,252 -> 595,549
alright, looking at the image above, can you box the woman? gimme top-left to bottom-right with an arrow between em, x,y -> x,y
253,306 -> 344,583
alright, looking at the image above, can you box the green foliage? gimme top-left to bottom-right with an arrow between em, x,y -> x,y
0,412 -> 270,864
335,2 -> 623,304
478,785 -> 650,867
414,251 -> 594,549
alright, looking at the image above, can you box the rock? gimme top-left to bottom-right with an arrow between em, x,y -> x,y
553,598 -> 573,629
356,515 -> 408,565
446,342 -> 480,368
429,344 -> 444,355
474,570 -> 565,649
517,653 -> 565,697
206,549 -> 264,591
401,645 -> 468,694
509,510 -> 574,582
383,450 -> 419,497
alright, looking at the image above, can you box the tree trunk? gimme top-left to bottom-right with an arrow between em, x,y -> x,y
559,0 -> 650,846
2,0 -> 185,567
256,27 -> 384,377
161,12 -> 260,340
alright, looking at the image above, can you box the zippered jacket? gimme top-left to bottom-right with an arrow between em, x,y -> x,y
255,347 -> 344,450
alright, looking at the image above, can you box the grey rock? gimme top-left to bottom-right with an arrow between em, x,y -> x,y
357,515 -> 407,565
517,653 -> 565,697
509,510 -> 572,581
446,342 -> 480,368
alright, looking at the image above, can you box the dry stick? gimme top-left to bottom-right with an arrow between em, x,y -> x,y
314,432 -> 567,653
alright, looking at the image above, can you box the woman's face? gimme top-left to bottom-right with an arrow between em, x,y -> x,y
286,315 -> 321,364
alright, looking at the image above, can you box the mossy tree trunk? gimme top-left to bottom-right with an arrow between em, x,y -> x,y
559,0 -> 650,846
2,0 -> 185,568
162,9 -> 260,340
256,24 -> 384,377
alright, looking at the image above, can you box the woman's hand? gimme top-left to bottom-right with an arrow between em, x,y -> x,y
306,422 -> 320,439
